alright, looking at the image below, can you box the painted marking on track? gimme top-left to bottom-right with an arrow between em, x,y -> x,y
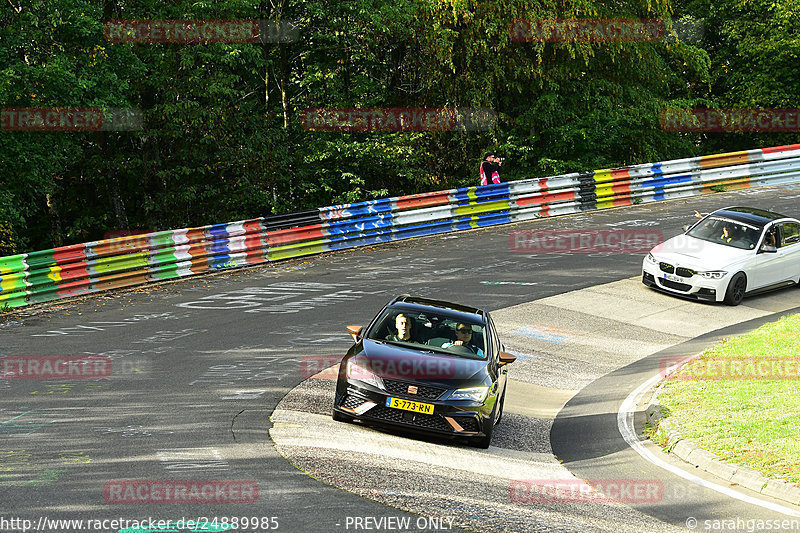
511,325 -> 570,344
31,313 -> 188,337
606,219 -> 661,228
189,355 -> 303,387
0,409 -> 57,436
93,426 -> 174,438
0,450 -> 91,486
481,281 -> 538,286
176,283 -> 385,313
132,328 -> 206,344
287,334 -> 351,346
219,390 -> 267,400
506,351 -> 535,361
24,468 -> 67,486
618,371 -> 800,517
29,382 -> 108,396
157,448 -> 229,471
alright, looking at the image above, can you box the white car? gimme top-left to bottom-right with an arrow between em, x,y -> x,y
642,206 -> 800,305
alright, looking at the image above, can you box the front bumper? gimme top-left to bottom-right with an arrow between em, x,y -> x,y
642,261 -> 728,302
333,378 -> 493,439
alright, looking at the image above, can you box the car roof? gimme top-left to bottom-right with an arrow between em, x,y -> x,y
388,295 -> 488,323
711,206 -> 791,229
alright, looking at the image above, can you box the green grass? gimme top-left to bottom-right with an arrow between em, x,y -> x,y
653,313 -> 800,482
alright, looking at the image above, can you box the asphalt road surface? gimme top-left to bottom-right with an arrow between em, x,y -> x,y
2,185 -> 800,533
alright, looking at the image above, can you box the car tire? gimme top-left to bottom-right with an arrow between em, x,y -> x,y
332,409 -> 350,423
724,272 -> 747,306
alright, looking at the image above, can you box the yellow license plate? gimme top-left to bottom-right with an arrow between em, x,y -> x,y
386,397 -> 434,415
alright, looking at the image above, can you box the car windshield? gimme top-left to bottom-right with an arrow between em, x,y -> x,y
687,216 -> 761,250
366,309 -> 487,360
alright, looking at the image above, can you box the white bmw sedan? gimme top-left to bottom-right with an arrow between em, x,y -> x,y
642,206 -> 800,305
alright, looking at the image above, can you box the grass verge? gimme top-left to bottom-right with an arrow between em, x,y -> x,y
651,313 -> 800,483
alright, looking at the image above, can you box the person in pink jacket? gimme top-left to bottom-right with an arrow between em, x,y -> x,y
480,152 -> 503,185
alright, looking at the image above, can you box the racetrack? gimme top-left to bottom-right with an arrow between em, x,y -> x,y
3,186 -> 800,533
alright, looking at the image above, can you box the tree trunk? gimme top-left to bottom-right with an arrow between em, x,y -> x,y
45,193 -> 63,248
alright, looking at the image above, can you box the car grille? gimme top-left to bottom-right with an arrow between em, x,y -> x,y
366,406 -> 451,432
660,262 -> 694,278
661,279 -> 692,292
383,379 -> 446,400
341,394 -> 365,410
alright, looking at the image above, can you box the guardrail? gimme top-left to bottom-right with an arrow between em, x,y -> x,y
2,143 -> 800,310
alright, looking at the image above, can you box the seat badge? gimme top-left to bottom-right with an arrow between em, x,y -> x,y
407,385 -> 418,395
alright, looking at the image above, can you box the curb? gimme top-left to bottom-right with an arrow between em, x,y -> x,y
645,392 -> 800,506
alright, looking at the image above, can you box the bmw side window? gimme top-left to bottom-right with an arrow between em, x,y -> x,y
780,223 -> 800,246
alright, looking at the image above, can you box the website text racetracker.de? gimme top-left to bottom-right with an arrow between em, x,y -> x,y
0,516 -> 278,532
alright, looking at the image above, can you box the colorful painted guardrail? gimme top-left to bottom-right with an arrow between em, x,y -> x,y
2,143 -> 800,309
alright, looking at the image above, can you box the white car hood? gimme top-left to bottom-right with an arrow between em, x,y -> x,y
650,235 -> 750,270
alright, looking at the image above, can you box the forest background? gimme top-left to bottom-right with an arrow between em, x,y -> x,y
1,0 -> 798,254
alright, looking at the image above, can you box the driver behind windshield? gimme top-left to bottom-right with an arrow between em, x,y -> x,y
719,224 -> 734,243
442,323 -> 484,356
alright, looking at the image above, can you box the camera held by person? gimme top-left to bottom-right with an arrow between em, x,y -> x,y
480,153 -> 503,185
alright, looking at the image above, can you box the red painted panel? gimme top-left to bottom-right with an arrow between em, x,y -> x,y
517,190 -> 576,206
395,192 -> 451,211
52,244 -> 87,265
267,225 -> 325,246
762,144 -> 800,154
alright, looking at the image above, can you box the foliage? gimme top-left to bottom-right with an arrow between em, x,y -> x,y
0,0 -> 795,252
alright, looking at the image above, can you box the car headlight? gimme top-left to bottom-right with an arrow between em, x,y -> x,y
697,270 -> 727,279
447,386 -> 489,402
644,253 -> 658,264
346,360 -> 384,390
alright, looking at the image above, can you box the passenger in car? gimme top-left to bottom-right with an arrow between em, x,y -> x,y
720,225 -> 733,243
385,313 -> 414,342
441,323 -> 484,356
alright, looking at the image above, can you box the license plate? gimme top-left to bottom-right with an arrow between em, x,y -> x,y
663,273 -> 682,282
386,397 -> 434,415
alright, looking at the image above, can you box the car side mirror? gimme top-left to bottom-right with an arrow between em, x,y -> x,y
759,244 -> 777,253
682,224 -> 690,232
498,351 -> 517,365
346,325 -> 363,341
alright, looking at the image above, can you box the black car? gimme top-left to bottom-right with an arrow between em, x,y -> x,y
332,295 -> 516,448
